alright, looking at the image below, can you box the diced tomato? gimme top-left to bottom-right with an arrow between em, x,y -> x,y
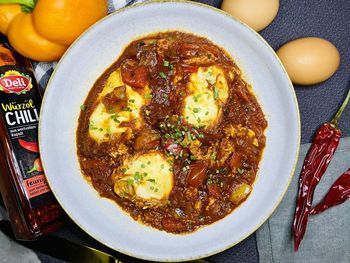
162,217 -> 187,233
229,152 -> 242,170
187,161 -> 208,187
207,184 -> 222,199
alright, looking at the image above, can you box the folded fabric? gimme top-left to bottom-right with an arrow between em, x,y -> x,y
0,207 -> 40,263
256,137 -> 350,263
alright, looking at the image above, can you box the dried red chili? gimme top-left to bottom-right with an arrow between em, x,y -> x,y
310,168 -> 350,214
293,88 -> 350,251
18,139 -> 39,153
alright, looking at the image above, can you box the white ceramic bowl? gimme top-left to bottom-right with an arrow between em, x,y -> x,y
39,1 -> 300,261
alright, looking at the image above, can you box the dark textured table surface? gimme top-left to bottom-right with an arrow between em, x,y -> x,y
9,0 -> 350,262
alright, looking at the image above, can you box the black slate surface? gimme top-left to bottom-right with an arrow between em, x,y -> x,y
5,0 -> 350,262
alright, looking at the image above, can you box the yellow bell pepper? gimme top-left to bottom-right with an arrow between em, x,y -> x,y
0,0 -> 108,61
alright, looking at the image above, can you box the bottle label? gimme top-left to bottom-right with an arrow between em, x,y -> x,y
0,65 -> 53,207
0,70 -> 33,94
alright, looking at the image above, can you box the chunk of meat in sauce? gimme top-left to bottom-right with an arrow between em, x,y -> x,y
121,60 -> 148,89
102,85 -> 127,112
134,128 -> 160,151
180,43 -> 217,66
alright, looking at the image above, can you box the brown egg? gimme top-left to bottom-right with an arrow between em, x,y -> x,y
277,37 -> 340,85
221,0 -> 279,32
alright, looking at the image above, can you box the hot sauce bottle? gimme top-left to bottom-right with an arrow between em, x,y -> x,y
0,39 -> 64,240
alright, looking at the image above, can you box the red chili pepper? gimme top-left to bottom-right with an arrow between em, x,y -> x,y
310,168 -> 350,214
293,88 -> 350,251
27,158 -> 43,173
18,139 -> 39,153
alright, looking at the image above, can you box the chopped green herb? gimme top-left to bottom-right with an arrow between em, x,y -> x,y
214,86 -> 219,100
154,188 -> 159,192
193,108 -> 201,113
134,172 -> 142,183
127,178 -> 134,186
147,161 -> 151,165
122,106 -> 132,112
159,72 -> 167,79
237,167 -> 245,174
163,60 -> 170,67
80,104 -> 87,111
150,186 -> 154,190
141,164 -> 146,168
99,128 -> 103,132
197,118 -> 202,123
144,93 -> 152,99
89,121 -> 98,130
198,133 -> 204,139
147,179 -> 156,183
190,155 -> 196,160
129,99 -> 135,103
160,164 -> 165,169
205,111 -> 209,116
164,133 -> 171,139
111,114 -> 121,123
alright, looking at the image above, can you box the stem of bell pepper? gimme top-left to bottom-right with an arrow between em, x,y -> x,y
330,87 -> 350,128
0,0 -> 36,9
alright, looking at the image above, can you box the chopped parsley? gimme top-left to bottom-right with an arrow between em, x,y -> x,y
122,106 -> 132,112
144,109 -> 151,116
192,107 -> 201,113
127,178 -> 134,186
237,167 -> 245,174
163,60 -> 170,67
80,104 -> 87,111
144,93 -> 152,99
111,114 -> 120,123
160,164 -> 165,169
163,60 -> 174,70
159,72 -> 167,79
214,86 -> 219,100
89,121 -> 98,130
147,178 -> 156,183
129,99 -> 135,103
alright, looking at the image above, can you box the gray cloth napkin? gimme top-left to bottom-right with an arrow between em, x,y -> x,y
256,137 -> 350,263
0,207 -> 40,263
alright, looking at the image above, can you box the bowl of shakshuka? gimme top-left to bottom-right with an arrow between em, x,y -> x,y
39,1 -> 300,261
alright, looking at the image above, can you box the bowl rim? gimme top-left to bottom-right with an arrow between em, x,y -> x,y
39,0 -> 301,261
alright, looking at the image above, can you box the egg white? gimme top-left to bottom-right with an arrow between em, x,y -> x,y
88,68 -> 150,143
183,66 -> 229,128
117,151 -> 174,201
